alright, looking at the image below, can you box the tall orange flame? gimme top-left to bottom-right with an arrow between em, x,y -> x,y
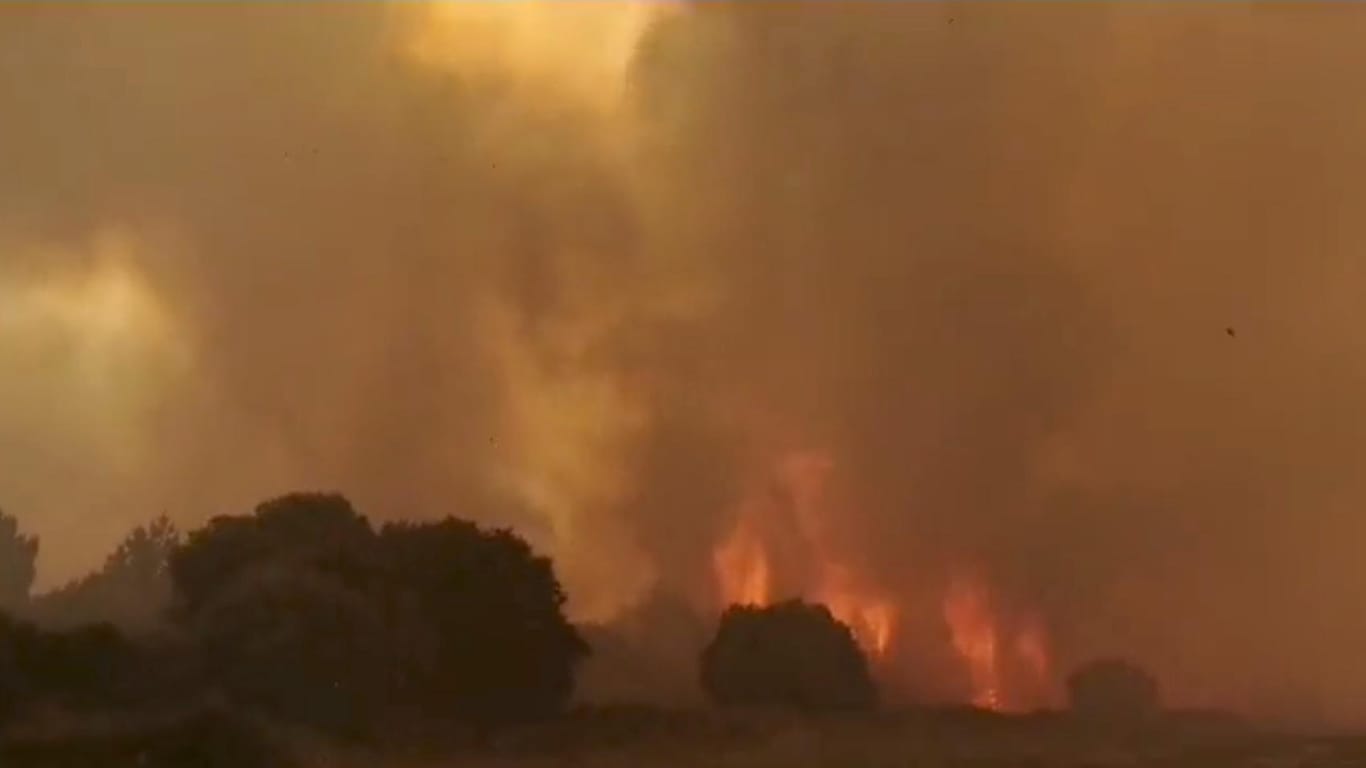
943,575 -> 1054,711
712,452 -> 1056,709
943,576 -> 1003,710
824,588 -> 897,660
713,514 -> 770,607
712,450 -> 900,662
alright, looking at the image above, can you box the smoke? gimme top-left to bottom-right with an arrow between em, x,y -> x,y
3,2 -> 1366,724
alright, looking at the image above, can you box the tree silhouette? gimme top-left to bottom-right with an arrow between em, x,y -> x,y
31,516 -> 181,632
170,493 -> 375,621
700,600 -> 877,712
167,494 -> 386,733
189,565 -> 393,735
166,494 -> 586,733
379,518 -> 589,727
0,509 -> 38,613
0,613 -> 141,722
1066,658 -> 1161,722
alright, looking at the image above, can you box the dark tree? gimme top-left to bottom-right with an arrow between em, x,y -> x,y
31,516 -> 181,632
189,565 -> 394,735
168,494 -> 386,733
700,600 -> 877,712
1066,658 -> 1161,722
0,614 -> 142,722
166,493 -> 586,734
106,516 -> 180,588
0,509 -> 38,613
0,613 -> 34,726
170,493 -> 375,620
379,518 -> 589,727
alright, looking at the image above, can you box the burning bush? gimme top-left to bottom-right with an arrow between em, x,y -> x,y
700,599 -> 877,712
1066,658 -> 1161,722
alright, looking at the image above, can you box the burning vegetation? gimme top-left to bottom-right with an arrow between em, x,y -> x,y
5,0 -> 1366,739
707,451 -> 1053,712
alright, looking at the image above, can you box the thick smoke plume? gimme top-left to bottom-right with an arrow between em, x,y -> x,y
3,2 -> 1366,725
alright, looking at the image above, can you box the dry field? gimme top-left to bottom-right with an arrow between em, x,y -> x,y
4,707 -> 1363,768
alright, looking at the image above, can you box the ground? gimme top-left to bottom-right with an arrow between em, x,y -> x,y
3,706 -> 1364,767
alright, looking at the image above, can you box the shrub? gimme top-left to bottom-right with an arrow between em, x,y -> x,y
167,493 -> 587,734
379,519 -> 589,728
700,600 -> 877,712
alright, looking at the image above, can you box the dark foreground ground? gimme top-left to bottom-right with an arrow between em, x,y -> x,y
3,706 -> 1364,768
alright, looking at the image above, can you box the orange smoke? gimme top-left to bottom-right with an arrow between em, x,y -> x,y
713,513 -> 771,606
1015,614 -> 1051,685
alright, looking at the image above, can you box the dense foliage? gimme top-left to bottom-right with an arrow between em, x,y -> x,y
28,517 -> 180,633
0,493 -> 588,736
0,510 -> 37,613
0,615 -> 145,724
700,600 -> 877,712
167,493 -> 588,734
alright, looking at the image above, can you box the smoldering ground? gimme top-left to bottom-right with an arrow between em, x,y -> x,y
3,2 -> 1366,725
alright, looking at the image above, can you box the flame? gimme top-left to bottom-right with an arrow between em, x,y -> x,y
943,576 -> 1003,710
711,449 -> 898,660
711,451 -> 1056,707
713,512 -> 771,607
823,585 -> 897,660
943,575 -> 1055,711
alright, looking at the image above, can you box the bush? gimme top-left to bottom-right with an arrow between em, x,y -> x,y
700,600 -> 877,712
1066,658 -> 1161,722
188,566 -> 394,736
0,614 -> 143,723
379,519 -> 589,728
167,493 -> 587,734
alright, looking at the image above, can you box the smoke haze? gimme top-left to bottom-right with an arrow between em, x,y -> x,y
3,2 -> 1366,725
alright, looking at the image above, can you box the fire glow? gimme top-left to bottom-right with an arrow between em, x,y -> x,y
942,575 -> 1054,711
713,512 -> 771,607
943,576 -> 1005,710
711,450 -> 1053,707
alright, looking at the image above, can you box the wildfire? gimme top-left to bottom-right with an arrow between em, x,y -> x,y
942,575 -> 1054,711
712,450 -> 897,660
711,450 -> 1053,708
713,513 -> 771,607
943,576 -> 1003,710
823,587 -> 897,660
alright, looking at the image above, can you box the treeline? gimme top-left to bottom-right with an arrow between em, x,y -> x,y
0,494 -> 1163,741
0,493 -> 586,736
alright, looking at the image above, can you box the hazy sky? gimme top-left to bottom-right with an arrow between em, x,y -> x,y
3,2 -> 1366,724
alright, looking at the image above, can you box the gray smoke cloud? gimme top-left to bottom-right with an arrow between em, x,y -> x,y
3,2 -> 1366,725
